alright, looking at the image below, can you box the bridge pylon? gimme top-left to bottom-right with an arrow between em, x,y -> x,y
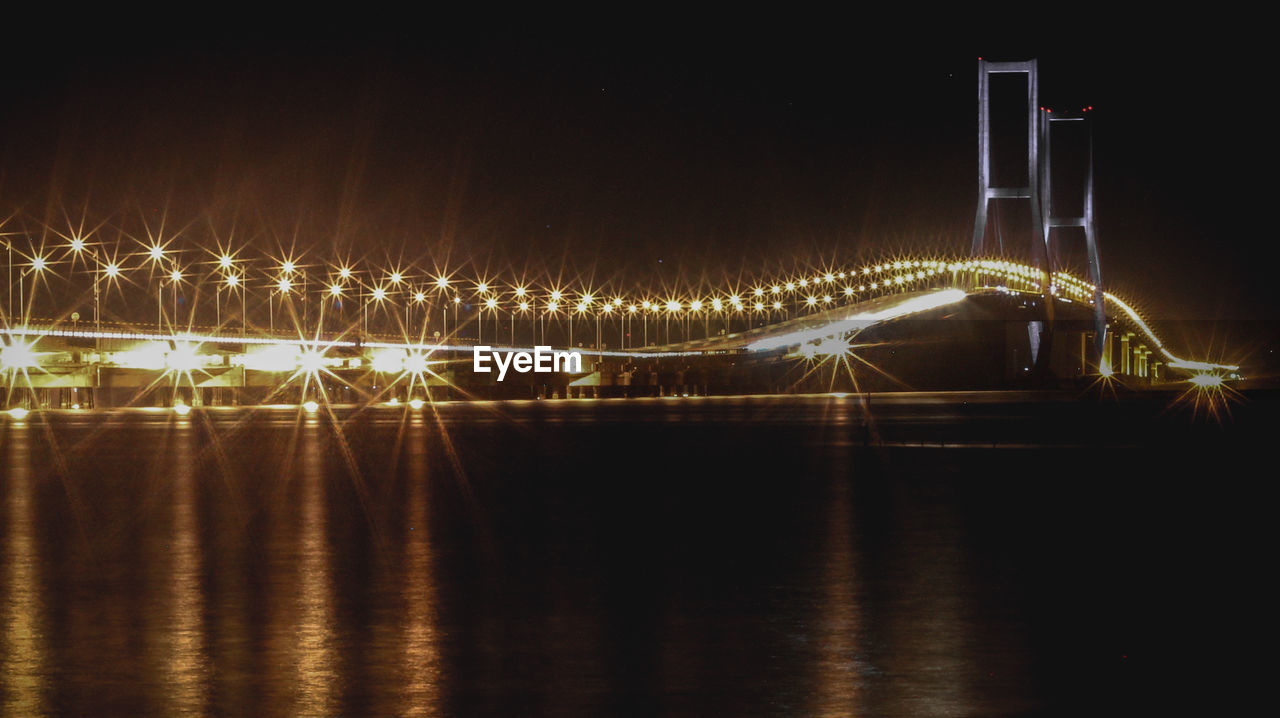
1041,109 -> 1107,363
971,58 -> 1108,367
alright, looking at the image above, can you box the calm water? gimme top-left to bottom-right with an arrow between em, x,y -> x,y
1,394 -> 1273,716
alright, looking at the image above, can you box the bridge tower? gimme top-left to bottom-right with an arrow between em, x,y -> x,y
971,58 -> 1108,367
1041,109 -> 1108,363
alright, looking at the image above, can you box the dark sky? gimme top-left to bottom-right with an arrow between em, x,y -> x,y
0,18 -> 1273,319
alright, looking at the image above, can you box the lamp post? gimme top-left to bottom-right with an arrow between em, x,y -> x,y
168,265 -> 183,328
4,240 -> 11,320
412,290 -> 427,336
20,253 -> 50,326
512,287 -> 528,345
484,296 -> 499,345
327,282 -> 344,337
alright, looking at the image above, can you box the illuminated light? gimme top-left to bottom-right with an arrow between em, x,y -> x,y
515,286 -> 527,297
816,336 -> 850,356
281,260 -> 295,274
339,266 -> 352,279
838,271 -> 846,279
748,288 -> 967,352
70,238 -> 86,252
226,274 -> 240,287
1189,374 -> 1224,388
627,304 -> 636,313
785,282 -> 795,292
613,298 -> 623,306
372,349 -> 405,373
550,290 -> 563,301
844,287 -> 854,296
165,344 -> 200,372
414,291 -> 426,303
824,273 -> 834,283
241,345 -> 302,372
31,256 -> 47,272
114,344 -> 170,370
173,401 -> 191,416
754,301 -> 764,311
1099,364 -> 1114,378
690,300 -> 703,312
806,296 -> 817,306
404,351 -> 429,374
771,285 -> 781,294
408,398 -> 425,410
1167,358 -> 1237,372
276,277 -> 292,293
1,342 -> 38,370
7,407 -> 28,420
372,287 -> 387,301
753,288 -> 764,297
169,268 -> 182,282
666,300 -> 681,313
219,254 -> 233,269
576,302 -> 589,314
390,272 -> 403,284
772,301 -> 782,310
547,301 -> 559,312
303,400 -> 319,414
387,397 -> 400,406
436,276 -> 449,289
149,245 -> 165,261
711,298 -> 723,311
485,298 -> 498,309
642,300 -> 652,310
799,343 -> 817,359
602,303 -> 613,314
798,278 -> 809,287
476,281 -> 488,293
298,349 -> 325,374
329,284 -> 343,296
520,301 -> 530,311
582,294 -> 594,305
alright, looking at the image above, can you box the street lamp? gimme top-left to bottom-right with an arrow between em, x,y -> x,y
222,272 -> 244,335
271,276 -> 293,333
168,266 -> 183,327
19,253 -> 50,325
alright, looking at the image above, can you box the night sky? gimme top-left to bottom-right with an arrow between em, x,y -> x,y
1,19 -> 1273,321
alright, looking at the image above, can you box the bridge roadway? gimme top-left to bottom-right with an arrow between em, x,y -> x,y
1,279 -> 1240,411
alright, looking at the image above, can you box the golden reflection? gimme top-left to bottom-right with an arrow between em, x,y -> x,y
811,412 -> 860,716
2,421 -> 45,715
296,417 -> 336,715
163,417 -> 208,713
401,413 -> 442,716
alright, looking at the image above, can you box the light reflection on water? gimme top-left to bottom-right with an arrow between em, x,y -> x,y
0,395 -> 1267,715
401,413 -> 441,717
295,417 -> 335,716
162,417 -> 206,715
2,422 -> 44,716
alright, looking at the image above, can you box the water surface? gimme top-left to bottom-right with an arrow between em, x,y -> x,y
1,394 -> 1271,715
